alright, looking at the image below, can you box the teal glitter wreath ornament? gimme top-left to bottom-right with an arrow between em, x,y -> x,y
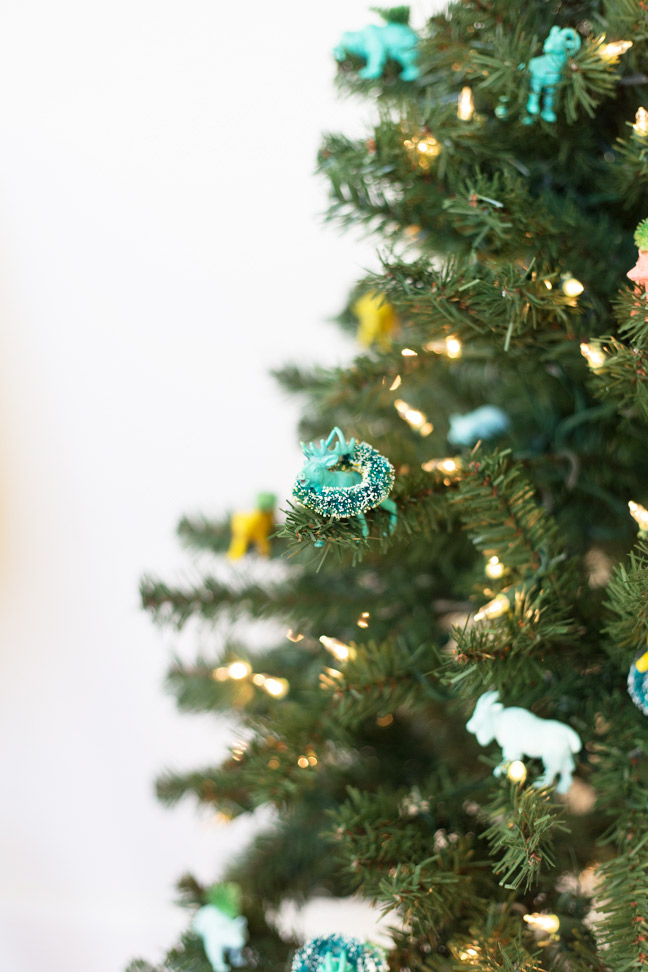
291,934 -> 388,972
292,427 -> 397,541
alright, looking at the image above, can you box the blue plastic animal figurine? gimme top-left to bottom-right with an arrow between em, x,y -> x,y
447,406 -> 509,447
292,427 -> 397,542
334,12 -> 419,81
522,26 -> 581,124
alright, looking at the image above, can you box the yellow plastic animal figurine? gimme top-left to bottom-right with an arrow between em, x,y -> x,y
227,492 -> 276,559
352,291 -> 399,350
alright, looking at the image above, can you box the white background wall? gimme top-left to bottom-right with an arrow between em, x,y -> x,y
0,3 -> 432,970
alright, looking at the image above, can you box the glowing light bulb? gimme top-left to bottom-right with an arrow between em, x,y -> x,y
629,500 -> 648,533
485,556 -> 504,579
263,677 -> 289,698
445,336 -> 462,358
252,673 -> 266,686
580,342 -> 606,370
421,457 -> 460,474
227,661 -> 252,680
401,347 -> 418,357
357,611 -> 370,628
474,593 -> 510,622
635,107 -> 648,137
320,635 -> 354,661
458,945 -> 481,964
297,756 -> 309,769
394,399 -> 433,434
524,913 -> 560,934
403,133 -> 441,171
211,666 -> 229,681
544,280 -> 553,290
389,374 -> 402,391
286,628 -> 304,642
600,39 -> 633,60
457,86 -> 475,120
507,760 -> 527,784
562,276 -> 584,298
376,713 -> 394,727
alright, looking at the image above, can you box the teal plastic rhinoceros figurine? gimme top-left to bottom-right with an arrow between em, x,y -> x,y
334,20 -> 419,81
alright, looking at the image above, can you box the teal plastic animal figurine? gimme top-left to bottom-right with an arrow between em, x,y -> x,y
522,26 -> 581,124
292,427 -> 397,542
334,9 -> 419,81
447,405 -> 509,446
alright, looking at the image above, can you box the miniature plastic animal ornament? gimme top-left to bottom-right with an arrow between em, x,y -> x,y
192,884 -> 247,972
352,291 -> 399,350
627,217 -> 648,291
334,10 -> 419,81
292,427 -> 397,543
227,492 -> 276,559
291,934 -> 388,972
447,405 -> 509,446
522,26 -> 581,124
466,691 -> 582,794
628,639 -> 648,715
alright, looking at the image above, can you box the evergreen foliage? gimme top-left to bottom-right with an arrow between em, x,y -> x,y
129,2 -> 648,970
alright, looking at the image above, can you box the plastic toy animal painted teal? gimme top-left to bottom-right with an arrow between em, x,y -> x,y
334,20 -> 419,81
522,26 -> 581,124
292,427 -> 397,542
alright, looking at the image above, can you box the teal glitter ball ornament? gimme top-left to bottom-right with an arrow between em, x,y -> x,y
292,427 -> 397,540
628,644 -> 648,715
291,934 -> 388,972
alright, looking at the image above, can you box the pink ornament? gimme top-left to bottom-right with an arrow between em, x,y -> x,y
627,249 -> 648,290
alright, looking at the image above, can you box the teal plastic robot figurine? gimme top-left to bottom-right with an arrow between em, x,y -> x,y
334,9 -> 419,81
292,427 -> 397,542
522,26 -> 581,124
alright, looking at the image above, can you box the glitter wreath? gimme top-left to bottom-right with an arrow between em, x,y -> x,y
292,439 -> 395,520
291,934 -> 388,972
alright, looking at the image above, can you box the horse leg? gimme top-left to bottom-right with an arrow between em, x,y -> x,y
355,512 -> 369,538
359,32 -> 386,79
523,73 -> 543,123
540,83 -> 558,123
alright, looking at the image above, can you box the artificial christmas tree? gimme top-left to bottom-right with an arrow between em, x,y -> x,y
129,3 -> 648,970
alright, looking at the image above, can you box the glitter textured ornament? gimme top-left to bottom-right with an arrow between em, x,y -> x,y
627,218 -> 648,291
628,643 -> 648,714
291,934 -> 388,972
293,427 -> 397,539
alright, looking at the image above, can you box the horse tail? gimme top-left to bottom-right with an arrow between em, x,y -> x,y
567,727 -> 582,753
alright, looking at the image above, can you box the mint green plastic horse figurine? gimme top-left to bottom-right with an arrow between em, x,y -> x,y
522,26 -> 581,124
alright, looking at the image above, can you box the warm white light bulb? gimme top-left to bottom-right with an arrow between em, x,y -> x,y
524,913 -> 560,934
507,760 -> 527,784
485,556 -> 504,579
457,86 -> 475,120
635,107 -> 648,136
445,336 -> 462,358
227,661 -> 252,680
580,342 -> 606,370
320,635 -> 354,662
629,500 -> 648,533
474,593 -> 510,622
562,276 -> 584,297
600,39 -> 633,60
263,677 -> 289,698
